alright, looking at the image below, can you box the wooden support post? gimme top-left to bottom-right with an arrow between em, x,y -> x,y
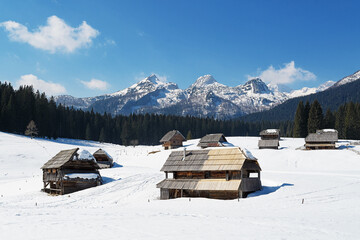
165,172 -> 168,179
181,189 -> 183,197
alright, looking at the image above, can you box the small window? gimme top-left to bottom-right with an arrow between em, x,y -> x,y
249,172 -> 259,178
205,172 -> 210,179
168,172 -> 174,179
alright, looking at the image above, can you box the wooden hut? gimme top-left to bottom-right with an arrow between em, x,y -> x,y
160,130 -> 186,150
197,133 -> 228,148
156,147 -> 262,200
41,148 -> 102,195
93,148 -> 114,168
258,129 -> 280,149
305,129 -> 338,150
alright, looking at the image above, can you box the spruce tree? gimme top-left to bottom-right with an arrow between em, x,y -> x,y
303,101 -> 310,136
335,105 -> 346,139
323,108 -> 335,129
293,101 -> 306,137
307,100 -> 323,134
99,127 -> 106,142
344,102 -> 360,139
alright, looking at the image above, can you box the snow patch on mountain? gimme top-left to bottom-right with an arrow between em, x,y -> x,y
332,70 -> 360,88
288,80 -> 335,98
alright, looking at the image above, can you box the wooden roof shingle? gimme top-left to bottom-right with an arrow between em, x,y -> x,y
160,130 -> 185,142
305,129 -> 338,143
41,148 -> 79,169
160,147 -> 261,172
41,148 -> 99,169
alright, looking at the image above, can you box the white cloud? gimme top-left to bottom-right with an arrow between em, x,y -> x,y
248,61 -> 316,85
0,15 -> 99,53
81,78 -> 109,90
17,74 -> 67,96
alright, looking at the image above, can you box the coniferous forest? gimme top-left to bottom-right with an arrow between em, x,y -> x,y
1,81 -> 359,144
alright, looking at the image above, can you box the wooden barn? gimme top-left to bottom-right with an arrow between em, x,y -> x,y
156,147 -> 262,200
258,129 -> 280,149
197,133 -> 228,148
305,129 -> 338,150
93,148 -> 114,168
160,130 -> 186,150
41,148 -> 102,195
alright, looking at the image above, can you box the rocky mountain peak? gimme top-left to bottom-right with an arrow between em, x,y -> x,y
140,74 -> 160,84
242,78 -> 270,94
192,74 -> 218,87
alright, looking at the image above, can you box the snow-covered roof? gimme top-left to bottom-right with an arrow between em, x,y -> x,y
318,129 -> 337,133
260,129 -> 280,136
41,148 -> 99,169
76,149 -> 96,162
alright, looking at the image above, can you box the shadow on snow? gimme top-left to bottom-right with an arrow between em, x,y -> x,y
248,183 -> 294,198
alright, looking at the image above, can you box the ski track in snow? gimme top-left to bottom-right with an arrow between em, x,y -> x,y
0,132 -> 360,239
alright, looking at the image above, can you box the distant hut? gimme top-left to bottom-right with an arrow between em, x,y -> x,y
41,148 -> 102,195
305,129 -> 338,150
198,133 -> 228,148
156,147 -> 262,200
93,149 -> 114,168
160,130 -> 186,150
258,129 -> 280,149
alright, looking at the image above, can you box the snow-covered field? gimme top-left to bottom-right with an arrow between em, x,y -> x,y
0,132 -> 360,240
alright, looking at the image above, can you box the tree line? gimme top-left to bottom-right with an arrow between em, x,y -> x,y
0,82 -> 295,145
293,100 -> 360,139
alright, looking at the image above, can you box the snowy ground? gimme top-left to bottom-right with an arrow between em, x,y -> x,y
0,132 -> 360,240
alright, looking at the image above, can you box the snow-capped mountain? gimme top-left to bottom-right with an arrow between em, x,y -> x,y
287,80 -> 335,98
331,70 -> 360,88
54,73 -> 341,119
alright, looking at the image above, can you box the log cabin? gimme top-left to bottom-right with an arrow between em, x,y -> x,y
41,148 -> 102,195
93,148 -> 114,168
160,130 -> 186,150
305,129 -> 338,150
156,147 -> 262,200
258,129 -> 280,149
197,133 -> 228,148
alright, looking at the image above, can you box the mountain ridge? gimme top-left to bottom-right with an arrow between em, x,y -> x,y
54,73 -> 339,119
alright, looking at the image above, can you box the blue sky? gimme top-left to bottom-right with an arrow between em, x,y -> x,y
0,0 -> 359,97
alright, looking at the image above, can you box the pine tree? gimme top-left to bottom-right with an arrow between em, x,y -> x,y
303,101 -> 310,136
335,105 -> 346,139
99,127 -> 106,142
307,100 -> 323,134
344,102 -> 360,139
25,120 -> 38,138
293,101 -> 306,137
85,123 -> 92,140
323,108 -> 335,129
